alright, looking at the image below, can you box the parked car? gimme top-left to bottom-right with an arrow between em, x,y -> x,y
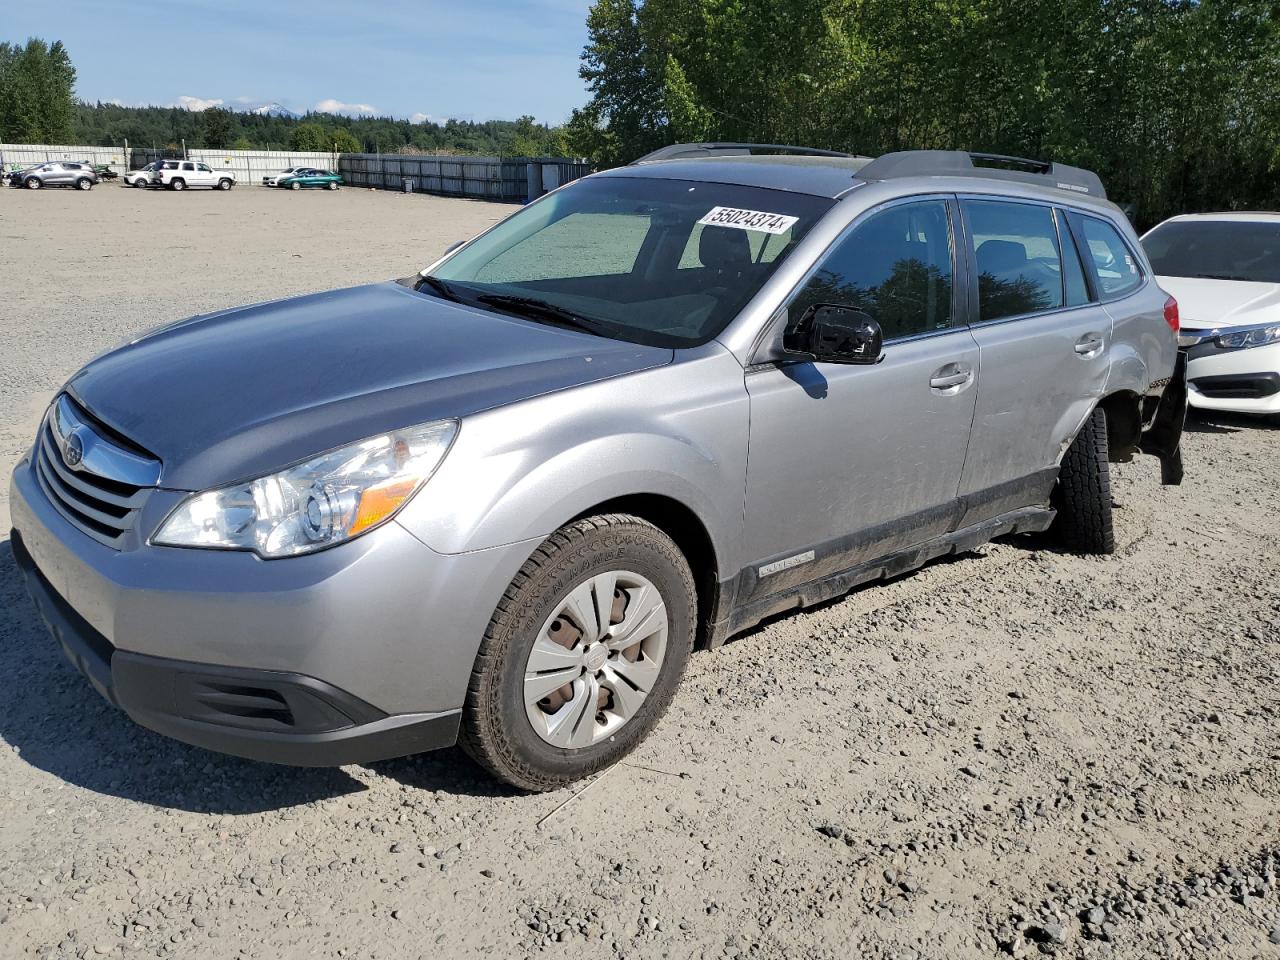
11,144 -> 1185,791
8,161 -> 100,190
1141,212 -> 1280,418
262,166 -> 312,187
150,159 -> 235,191
124,163 -> 159,188
275,167 -> 343,190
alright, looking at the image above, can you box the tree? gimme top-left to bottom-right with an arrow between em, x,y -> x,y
573,0 -> 1280,226
200,106 -> 234,148
290,122 -> 361,153
0,38 -> 76,142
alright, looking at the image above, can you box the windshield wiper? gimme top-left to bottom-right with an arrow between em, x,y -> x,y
475,294 -> 609,337
416,274 -> 464,302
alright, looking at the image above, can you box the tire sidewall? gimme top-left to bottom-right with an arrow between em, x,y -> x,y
478,522 -> 694,787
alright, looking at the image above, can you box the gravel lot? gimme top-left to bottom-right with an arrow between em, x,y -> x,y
1,185 -> 1278,960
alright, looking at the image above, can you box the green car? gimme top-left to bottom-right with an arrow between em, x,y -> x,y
277,168 -> 343,191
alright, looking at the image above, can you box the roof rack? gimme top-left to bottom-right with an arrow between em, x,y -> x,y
633,142 -> 862,164
855,150 -> 1106,199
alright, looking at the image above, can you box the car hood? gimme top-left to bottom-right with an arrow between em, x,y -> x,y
1156,276 -> 1280,330
65,282 -> 672,491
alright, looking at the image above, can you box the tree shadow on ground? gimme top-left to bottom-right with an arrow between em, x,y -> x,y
0,536 -> 504,812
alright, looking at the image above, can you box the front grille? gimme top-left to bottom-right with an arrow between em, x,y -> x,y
32,395 -> 160,549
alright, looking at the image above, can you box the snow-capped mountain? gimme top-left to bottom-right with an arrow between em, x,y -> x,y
250,102 -> 301,119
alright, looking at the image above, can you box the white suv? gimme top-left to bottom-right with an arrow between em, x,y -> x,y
150,160 -> 236,191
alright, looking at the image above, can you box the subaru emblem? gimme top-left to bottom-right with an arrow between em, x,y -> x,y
63,429 -> 85,468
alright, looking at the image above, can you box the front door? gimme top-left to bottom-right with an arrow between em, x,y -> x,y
742,196 -> 978,604
955,197 -> 1113,525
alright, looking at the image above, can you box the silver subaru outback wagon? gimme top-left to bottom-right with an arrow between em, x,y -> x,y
10,143 -> 1186,791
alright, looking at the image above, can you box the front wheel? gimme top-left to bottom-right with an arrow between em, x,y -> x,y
133,178 -> 148,188
217,178 -> 232,190
460,515 -> 696,791
25,177 -> 41,189
326,181 -> 338,190
1051,407 -> 1115,554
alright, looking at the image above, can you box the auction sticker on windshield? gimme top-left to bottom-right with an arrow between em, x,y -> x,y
698,206 -> 800,235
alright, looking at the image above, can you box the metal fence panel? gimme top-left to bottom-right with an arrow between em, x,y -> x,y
338,154 -> 593,202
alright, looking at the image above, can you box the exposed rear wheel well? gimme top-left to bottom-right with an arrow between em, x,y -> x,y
570,494 -> 719,649
1098,391 -> 1142,462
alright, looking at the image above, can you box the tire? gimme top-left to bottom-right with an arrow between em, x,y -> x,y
170,179 -> 185,191
133,178 -> 148,188
75,178 -> 92,191
290,181 -> 301,190
25,177 -> 41,189
217,178 -> 232,191
460,514 -> 696,791
1052,407 -> 1115,554
326,181 -> 338,190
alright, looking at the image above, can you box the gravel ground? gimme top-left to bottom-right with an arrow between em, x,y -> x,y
1,185 -> 1278,960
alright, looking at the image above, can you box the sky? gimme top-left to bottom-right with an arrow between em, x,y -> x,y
5,0 -> 594,124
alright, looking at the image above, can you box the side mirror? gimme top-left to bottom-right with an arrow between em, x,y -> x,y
784,304 -> 884,365
442,239 -> 467,256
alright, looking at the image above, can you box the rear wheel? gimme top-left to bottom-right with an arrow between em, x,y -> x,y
290,181 -> 301,190
460,515 -> 695,791
170,178 -> 185,191
75,177 -> 92,191
326,181 -> 338,190
1052,407 -> 1115,554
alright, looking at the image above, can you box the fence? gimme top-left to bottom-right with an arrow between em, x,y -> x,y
129,148 -> 338,185
339,154 -> 593,202
0,143 -> 127,174
1,143 -> 337,183
2,143 -> 593,199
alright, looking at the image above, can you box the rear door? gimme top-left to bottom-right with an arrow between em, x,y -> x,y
742,196 -> 979,601
955,197 -> 1111,525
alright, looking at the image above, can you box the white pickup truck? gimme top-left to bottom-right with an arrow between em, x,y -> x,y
150,159 -> 236,191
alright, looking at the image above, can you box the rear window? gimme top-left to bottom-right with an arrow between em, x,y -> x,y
1142,220 -> 1280,284
964,199 -> 1065,322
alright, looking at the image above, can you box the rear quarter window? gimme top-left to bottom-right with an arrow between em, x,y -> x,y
1071,214 -> 1143,299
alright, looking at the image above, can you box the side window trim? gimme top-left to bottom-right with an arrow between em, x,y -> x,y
1057,207 -> 1099,303
774,192 -> 963,348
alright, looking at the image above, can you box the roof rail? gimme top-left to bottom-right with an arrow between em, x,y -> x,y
634,142 -> 862,164
855,150 -> 1107,199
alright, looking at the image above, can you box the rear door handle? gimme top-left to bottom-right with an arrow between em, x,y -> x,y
929,364 -> 974,392
1075,332 -> 1105,356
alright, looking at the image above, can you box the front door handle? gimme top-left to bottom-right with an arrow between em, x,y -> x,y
1075,332 -> 1105,356
929,364 -> 975,392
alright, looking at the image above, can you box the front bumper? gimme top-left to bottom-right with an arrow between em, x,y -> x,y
1182,337 -> 1280,415
9,453 -> 539,766
14,531 -> 459,765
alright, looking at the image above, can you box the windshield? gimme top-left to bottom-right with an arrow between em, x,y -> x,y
425,175 -> 834,347
1142,220 -> 1280,284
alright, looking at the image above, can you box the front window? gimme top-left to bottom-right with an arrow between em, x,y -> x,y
425,176 -> 834,347
1142,219 -> 1280,284
785,199 -> 955,341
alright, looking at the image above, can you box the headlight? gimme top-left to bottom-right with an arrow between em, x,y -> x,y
1217,324 -> 1280,350
154,420 -> 457,558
